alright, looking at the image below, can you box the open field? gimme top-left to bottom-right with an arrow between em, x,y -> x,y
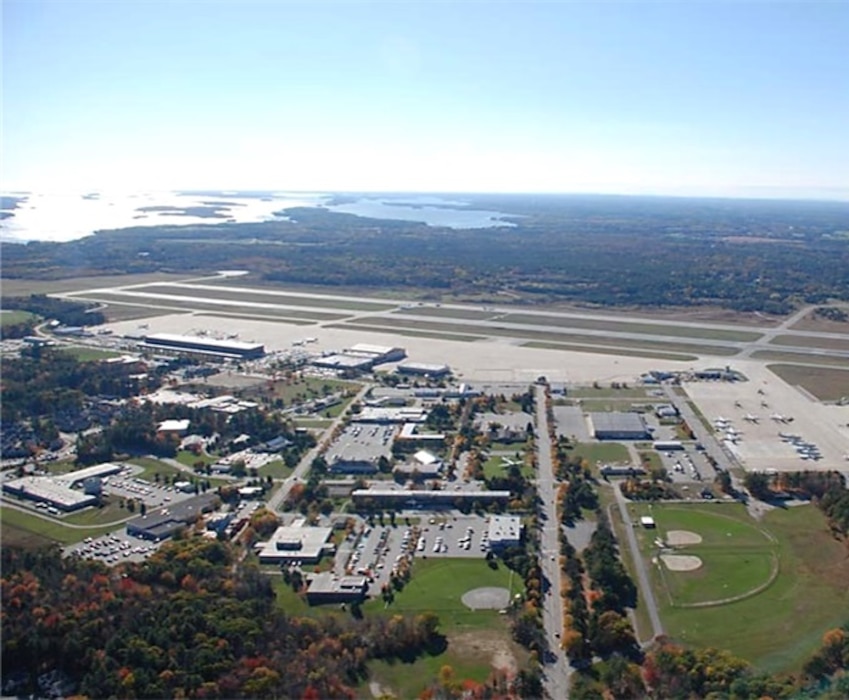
766,364 -> 849,402
769,334 -> 849,353
0,503 -> 120,544
364,557 -> 523,631
65,291 -> 348,322
341,316 -> 737,357
0,520 -> 57,549
57,345 -> 122,361
750,350 -> 849,368
789,308 -> 849,333
568,387 -> 651,399
121,283 -> 397,312
569,441 -> 631,467
326,322 -> 480,342
627,502 -> 849,672
394,306 -> 495,321
501,312 -> 762,343
629,504 -> 777,607
0,272 -> 198,296
0,310 -> 37,326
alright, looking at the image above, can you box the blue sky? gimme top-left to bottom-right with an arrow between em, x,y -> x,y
2,0 -> 848,198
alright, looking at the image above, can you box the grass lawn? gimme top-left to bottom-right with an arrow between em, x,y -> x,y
367,642 -> 495,699
569,441 -> 630,467
0,310 -> 37,326
638,451 -> 663,472
482,454 -> 533,480
364,558 -> 523,631
0,503 -> 118,544
175,450 -> 217,467
57,346 -> 122,361
569,387 -> 650,399
629,502 -> 849,673
63,498 -> 136,526
260,459 -> 294,479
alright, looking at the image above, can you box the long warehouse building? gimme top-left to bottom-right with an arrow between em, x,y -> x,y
141,333 -> 265,360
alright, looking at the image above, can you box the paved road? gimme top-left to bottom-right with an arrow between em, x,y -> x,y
266,384 -> 371,514
612,483 -> 664,641
534,385 -> 571,700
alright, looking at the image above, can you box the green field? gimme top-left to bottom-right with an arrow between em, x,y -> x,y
57,345 -> 122,361
0,503 -> 119,545
364,558 -> 522,628
569,441 -> 630,467
627,503 -> 849,672
0,310 -> 37,326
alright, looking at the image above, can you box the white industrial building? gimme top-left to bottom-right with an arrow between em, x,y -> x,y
256,519 -> 334,564
2,462 -> 124,512
487,515 -> 523,551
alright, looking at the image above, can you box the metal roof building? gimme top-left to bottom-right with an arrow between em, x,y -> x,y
588,412 -> 652,440
126,493 -> 219,540
141,333 -> 265,360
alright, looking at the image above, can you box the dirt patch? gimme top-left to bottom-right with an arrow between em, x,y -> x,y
462,587 -> 510,610
789,308 -> 849,332
666,530 -> 703,546
661,554 -> 703,572
450,630 -> 518,676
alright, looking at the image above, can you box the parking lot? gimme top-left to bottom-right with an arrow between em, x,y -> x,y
64,530 -> 163,565
103,465 -> 199,509
338,512 -> 493,595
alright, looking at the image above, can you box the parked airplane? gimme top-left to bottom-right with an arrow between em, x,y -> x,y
770,413 -> 789,423
743,414 -> 760,423
714,416 -> 730,426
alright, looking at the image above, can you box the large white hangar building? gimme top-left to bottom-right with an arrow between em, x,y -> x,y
141,333 -> 265,360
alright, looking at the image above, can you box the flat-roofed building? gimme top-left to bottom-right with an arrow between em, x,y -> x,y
256,520 -> 334,564
589,412 -> 652,440
305,572 -> 368,605
487,515 -> 523,551
141,333 -> 265,360
126,493 -> 219,540
346,344 -> 406,364
312,354 -> 375,372
3,477 -> 96,512
353,407 -> 427,424
397,362 -> 451,377
352,488 -> 511,509
2,462 -> 125,512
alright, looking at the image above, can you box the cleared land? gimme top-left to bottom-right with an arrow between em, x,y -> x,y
0,504 -> 119,544
326,322 -> 480,342
627,502 -> 849,673
501,312 -> 762,343
765,364 -> 849,402
65,291 -> 348,322
0,310 -> 37,326
789,308 -> 849,333
58,346 -> 122,361
569,442 -> 631,467
750,350 -> 849,368
342,316 -> 737,356
0,272 -> 198,296
125,283 -> 397,312
769,334 -> 849,352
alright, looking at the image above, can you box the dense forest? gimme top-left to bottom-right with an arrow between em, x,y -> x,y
3,194 -> 848,313
0,540 -> 454,699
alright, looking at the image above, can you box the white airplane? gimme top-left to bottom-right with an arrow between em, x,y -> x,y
500,457 -> 521,468
725,432 -> 740,443
743,413 -> 760,423
770,413 -> 788,423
